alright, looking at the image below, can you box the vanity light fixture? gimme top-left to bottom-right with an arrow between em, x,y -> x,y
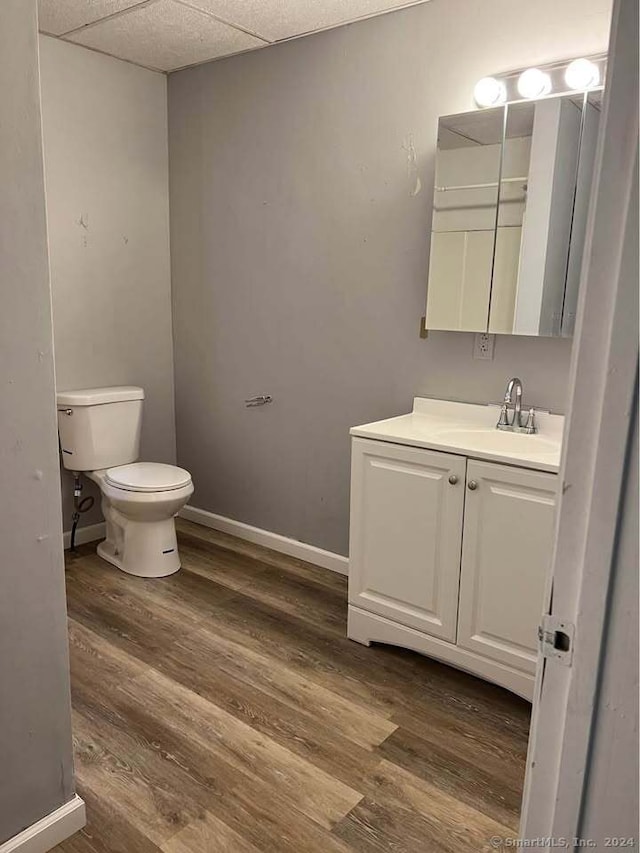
517,67 -> 552,99
473,77 -> 507,107
472,54 -> 606,108
565,58 -> 600,90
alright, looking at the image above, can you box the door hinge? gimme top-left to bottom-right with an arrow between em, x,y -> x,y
538,615 -> 575,666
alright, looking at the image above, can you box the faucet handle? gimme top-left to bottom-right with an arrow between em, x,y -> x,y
523,407 -> 537,434
496,402 -> 511,430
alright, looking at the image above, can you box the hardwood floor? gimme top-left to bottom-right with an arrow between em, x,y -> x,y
54,518 -> 531,853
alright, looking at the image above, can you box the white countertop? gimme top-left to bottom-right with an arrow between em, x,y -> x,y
350,397 -> 564,473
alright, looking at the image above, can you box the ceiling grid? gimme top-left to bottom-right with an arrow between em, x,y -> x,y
38,0 -> 430,72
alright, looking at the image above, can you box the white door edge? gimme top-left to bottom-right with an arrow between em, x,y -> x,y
520,0 -> 639,840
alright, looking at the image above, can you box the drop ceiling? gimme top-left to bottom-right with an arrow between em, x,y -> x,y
38,0 -> 430,73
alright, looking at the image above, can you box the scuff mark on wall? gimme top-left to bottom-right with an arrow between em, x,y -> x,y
59,760 -> 68,799
402,133 -> 422,196
78,212 -> 89,248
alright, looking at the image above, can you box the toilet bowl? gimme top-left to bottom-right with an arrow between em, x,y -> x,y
89,463 -> 193,578
56,386 -> 193,578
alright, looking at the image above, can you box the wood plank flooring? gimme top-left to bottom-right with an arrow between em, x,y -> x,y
54,518 -> 531,853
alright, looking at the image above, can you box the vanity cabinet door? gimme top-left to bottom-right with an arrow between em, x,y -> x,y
349,438 -> 466,642
457,460 -> 557,674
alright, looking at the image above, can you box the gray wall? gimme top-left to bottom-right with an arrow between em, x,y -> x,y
169,0 -> 612,556
39,36 -> 175,532
0,0 -> 75,842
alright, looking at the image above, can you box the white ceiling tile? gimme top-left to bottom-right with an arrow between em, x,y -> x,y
66,0 -> 267,71
38,0 -> 148,36
184,0 -> 429,42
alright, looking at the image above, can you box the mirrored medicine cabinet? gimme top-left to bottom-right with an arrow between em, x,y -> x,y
425,90 -> 602,337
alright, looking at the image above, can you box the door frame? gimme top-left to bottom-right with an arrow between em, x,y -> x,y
520,0 -> 638,839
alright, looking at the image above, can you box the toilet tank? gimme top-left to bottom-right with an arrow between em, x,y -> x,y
56,386 -> 144,471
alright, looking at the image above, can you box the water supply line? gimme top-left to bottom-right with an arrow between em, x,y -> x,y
70,473 -> 95,551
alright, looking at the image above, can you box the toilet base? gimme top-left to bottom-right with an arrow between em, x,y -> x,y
97,516 -> 181,578
87,469 -> 192,578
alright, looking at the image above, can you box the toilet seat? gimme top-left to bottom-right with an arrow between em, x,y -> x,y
105,462 -> 192,493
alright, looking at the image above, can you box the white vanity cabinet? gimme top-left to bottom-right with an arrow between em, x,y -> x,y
457,460 -> 557,676
348,417 -> 560,701
348,439 -> 466,643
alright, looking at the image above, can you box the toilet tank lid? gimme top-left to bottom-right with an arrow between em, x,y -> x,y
56,386 -> 145,406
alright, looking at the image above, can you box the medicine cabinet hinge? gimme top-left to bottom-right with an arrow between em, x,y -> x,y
538,615 -> 575,666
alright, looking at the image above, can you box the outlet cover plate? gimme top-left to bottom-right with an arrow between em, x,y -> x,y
474,333 -> 495,360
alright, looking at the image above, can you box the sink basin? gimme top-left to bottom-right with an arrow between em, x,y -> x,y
431,428 -> 559,457
351,398 -> 565,472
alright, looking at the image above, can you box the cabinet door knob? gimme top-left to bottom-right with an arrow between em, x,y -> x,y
448,474 -> 458,485
468,480 -> 478,491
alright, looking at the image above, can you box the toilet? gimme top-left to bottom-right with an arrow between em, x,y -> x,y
56,386 -> 193,578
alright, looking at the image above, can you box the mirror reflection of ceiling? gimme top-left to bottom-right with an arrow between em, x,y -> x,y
504,102 -> 535,139
437,91 -> 602,151
574,91 -> 603,109
38,0 -> 431,72
439,106 -> 537,150
438,110 -> 505,150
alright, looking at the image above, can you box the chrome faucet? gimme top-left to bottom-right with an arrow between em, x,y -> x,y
496,377 -> 536,433
506,377 -> 523,428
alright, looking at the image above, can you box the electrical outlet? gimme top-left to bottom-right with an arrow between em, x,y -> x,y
473,333 -> 495,360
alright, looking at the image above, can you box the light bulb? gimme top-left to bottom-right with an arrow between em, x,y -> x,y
473,77 -> 507,107
565,58 -> 600,90
517,68 -> 552,99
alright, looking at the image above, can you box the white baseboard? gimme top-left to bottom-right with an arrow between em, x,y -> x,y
63,522 -> 105,550
180,505 -> 349,576
0,795 -> 85,853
